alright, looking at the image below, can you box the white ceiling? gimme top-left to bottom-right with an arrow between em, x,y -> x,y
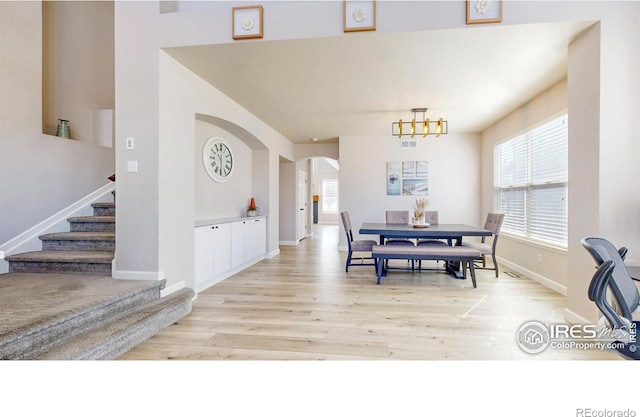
165,21 -> 593,144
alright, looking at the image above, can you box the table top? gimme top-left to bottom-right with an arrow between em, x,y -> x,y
359,223 -> 492,238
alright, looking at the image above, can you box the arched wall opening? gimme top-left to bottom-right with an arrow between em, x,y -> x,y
194,113 -> 270,222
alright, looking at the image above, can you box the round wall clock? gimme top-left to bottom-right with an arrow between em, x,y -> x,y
202,136 -> 234,182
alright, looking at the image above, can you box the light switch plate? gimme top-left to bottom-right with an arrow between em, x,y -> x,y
127,160 -> 138,172
126,137 -> 135,150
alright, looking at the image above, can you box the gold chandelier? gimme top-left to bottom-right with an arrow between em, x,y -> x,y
391,108 -> 448,138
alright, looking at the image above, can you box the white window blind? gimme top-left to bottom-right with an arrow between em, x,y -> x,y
494,115 -> 568,246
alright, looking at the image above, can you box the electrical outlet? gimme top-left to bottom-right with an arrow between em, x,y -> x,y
537,254 -> 542,263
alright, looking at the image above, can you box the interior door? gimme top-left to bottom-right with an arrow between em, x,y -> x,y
297,170 -> 308,241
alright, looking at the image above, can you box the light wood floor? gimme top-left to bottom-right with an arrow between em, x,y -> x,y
120,224 -> 617,360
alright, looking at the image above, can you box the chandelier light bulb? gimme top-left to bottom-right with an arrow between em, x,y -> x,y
392,108 -> 446,138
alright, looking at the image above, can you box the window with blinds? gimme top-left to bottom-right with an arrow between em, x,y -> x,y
322,179 -> 338,213
494,114 -> 568,247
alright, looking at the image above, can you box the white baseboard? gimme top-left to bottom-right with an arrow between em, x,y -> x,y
161,281 -> 186,297
266,248 -> 280,259
496,256 -> 567,295
279,241 -> 299,246
112,269 -> 165,281
195,254 -> 267,293
113,268 -> 184,298
563,308 -> 594,325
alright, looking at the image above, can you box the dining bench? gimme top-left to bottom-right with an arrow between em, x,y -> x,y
371,244 -> 483,287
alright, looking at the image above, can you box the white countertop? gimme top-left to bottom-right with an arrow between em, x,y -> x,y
195,215 -> 266,227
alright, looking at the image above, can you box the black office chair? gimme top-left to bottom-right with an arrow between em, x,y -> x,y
582,237 -> 640,319
588,260 -> 640,360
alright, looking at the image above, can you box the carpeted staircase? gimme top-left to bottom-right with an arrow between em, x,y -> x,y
1,200 -> 194,360
5,202 -> 116,275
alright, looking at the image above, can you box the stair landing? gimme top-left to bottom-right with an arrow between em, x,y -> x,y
0,272 -> 194,359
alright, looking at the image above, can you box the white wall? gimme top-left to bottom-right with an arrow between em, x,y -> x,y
566,24 -> 602,322
338,134 -> 481,248
279,160 -> 297,245
0,1 -> 114,246
42,1 -> 114,143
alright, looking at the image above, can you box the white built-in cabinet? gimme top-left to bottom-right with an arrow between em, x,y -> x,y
194,216 -> 266,292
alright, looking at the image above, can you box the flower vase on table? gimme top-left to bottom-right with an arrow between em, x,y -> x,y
413,198 -> 429,224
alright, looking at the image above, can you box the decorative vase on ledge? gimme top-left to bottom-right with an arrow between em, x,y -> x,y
56,119 -> 71,139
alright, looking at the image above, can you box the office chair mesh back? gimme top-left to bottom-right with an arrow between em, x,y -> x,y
582,237 -> 640,320
588,260 -> 640,360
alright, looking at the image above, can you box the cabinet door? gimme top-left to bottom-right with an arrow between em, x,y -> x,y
255,217 -> 266,255
245,217 -> 266,260
212,223 -> 231,276
231,220 -> 245,268
194,226 -> 214,286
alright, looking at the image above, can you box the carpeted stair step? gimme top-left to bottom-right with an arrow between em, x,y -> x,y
36,287 -> 195,360
92,202 -> 115,216
6,251 -> 114,275
0,273 -> 166,359
68,215 -> 115,232
40,232 -> 115,251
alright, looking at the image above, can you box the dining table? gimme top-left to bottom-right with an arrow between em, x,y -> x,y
358,222 -> 492,279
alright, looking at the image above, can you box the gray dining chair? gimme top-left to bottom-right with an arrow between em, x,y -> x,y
417,211 -> 449,246
385,210 -> 414,246
384,210 -> 414,270
340,211 -> 377,272
462,213 -> 505,277
416,211 -> 448,270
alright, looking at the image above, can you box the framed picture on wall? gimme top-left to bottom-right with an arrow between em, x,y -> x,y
402,161 -> 416,178
344,1 -> 376,32
402,178 -> 428,196
232,5 -> 264,40
416,161 -> 428,178
387,161 -> 401,196
466,0 -> 502,24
